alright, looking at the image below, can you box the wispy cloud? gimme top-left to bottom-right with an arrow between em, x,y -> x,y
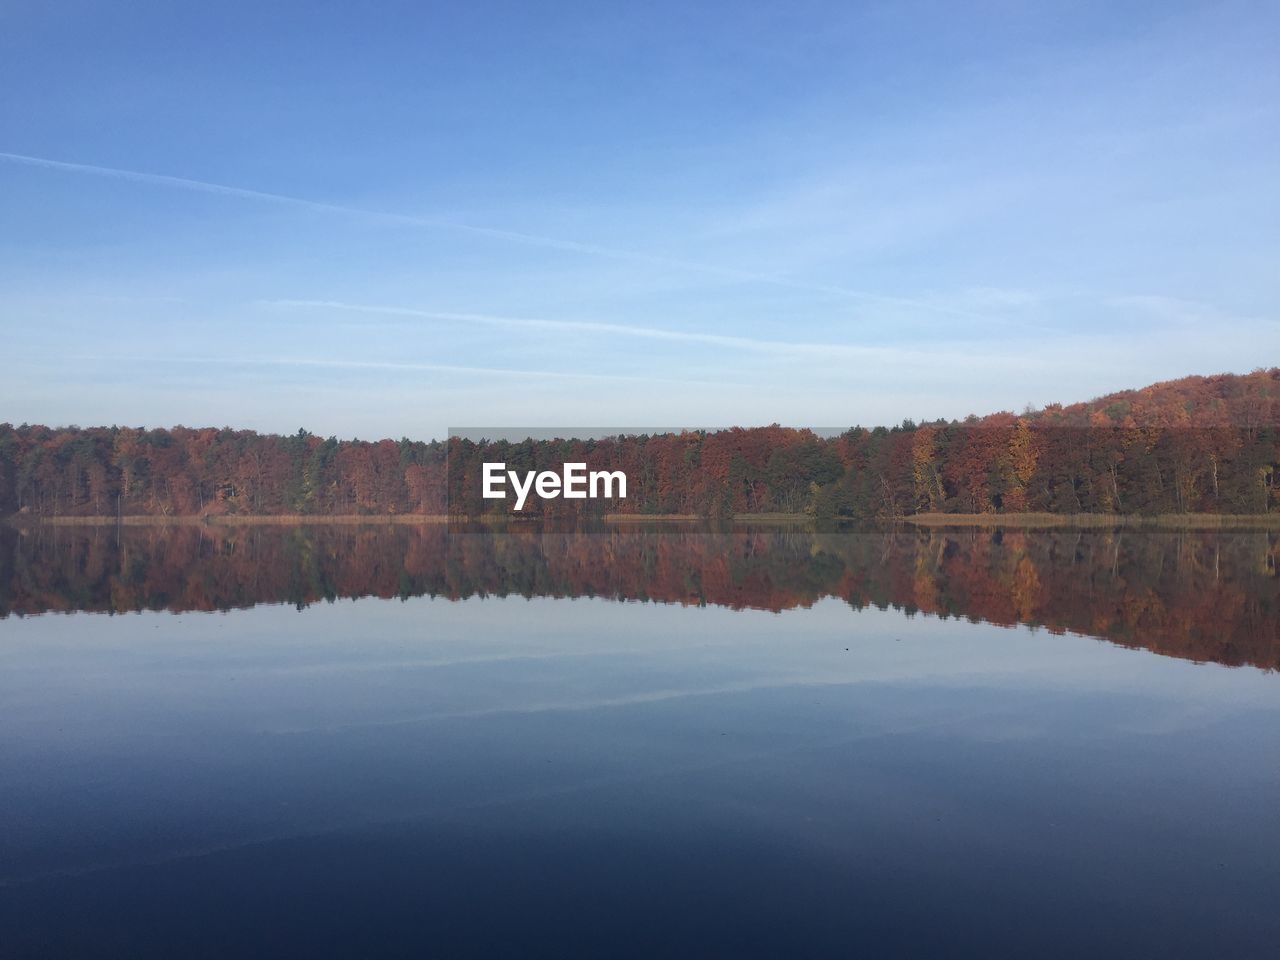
262,298 -> 960,362
1106,294 -> 1275,327
69,353 -> 737,387
1,150 -> 985,319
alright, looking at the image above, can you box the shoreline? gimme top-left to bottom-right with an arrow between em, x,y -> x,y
4,511 -> 1278,529
903,512 -> 1280,529
5,514 -> 451,526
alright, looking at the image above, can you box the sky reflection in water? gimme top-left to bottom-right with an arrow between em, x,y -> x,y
0,528 -> 1277,958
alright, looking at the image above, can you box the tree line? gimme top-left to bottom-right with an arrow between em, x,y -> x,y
2,369 -> 1277,519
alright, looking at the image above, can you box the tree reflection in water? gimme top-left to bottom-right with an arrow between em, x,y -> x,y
1,523 -> 1275,671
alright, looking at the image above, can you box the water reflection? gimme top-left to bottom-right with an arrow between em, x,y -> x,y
2,525 -> 1279,957
2,523 -> 1276,670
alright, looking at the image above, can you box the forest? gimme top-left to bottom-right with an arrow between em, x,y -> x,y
2,369 -> 1277,519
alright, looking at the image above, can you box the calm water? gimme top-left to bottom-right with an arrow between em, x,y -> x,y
1,525 -> 1277,958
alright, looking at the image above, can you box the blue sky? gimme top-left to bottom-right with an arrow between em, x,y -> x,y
2,0 -> 1276,439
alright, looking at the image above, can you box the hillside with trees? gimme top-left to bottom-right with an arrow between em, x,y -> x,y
2,369 -> 1277,520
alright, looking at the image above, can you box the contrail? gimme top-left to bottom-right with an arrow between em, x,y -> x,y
70,353 -> 739,388
263,298 -> 935,362
1,150 -> 982,318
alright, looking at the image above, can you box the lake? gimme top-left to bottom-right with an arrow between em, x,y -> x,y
1,524 -> 1277,958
